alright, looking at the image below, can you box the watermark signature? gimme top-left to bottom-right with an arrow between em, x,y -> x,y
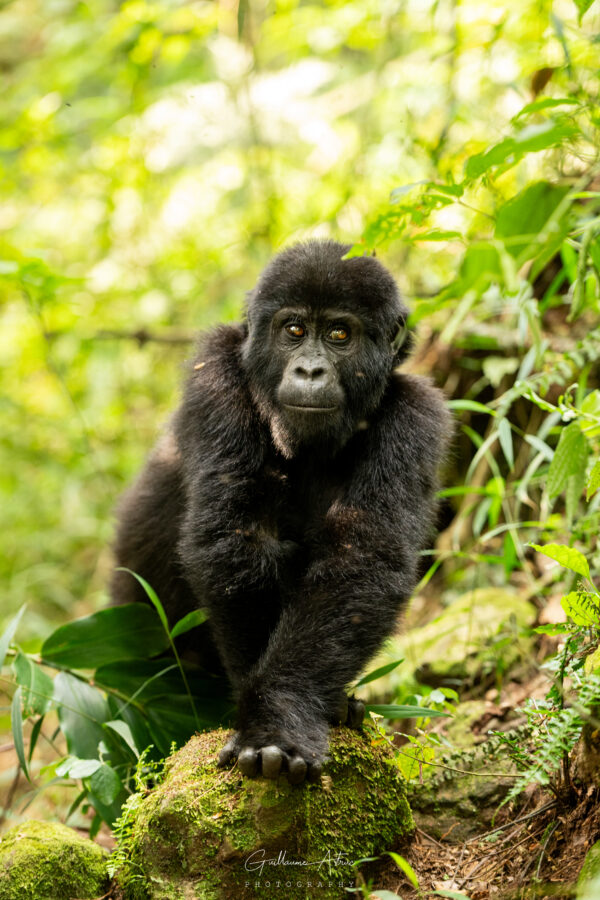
244,847 -> 353,876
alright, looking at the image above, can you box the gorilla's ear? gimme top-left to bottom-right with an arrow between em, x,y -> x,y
390,317 -> 414,364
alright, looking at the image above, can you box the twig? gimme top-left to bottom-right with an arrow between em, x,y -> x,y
416,826 -> 447,850
464,799 -> 557,843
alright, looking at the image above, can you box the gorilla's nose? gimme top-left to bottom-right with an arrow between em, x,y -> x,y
293,362 -> 327,382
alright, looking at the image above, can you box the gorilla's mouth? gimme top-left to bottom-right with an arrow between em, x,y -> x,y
283,404 -> 339,412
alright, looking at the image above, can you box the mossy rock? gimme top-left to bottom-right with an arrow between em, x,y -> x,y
578,840 -> 600,898
0,819 -> 109,900
114,728 -> 413,900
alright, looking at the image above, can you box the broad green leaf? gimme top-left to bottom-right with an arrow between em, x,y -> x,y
170,608 -> 208,639
366,704 -> 448,719
466,122 -> 577,178
42,603 -> 169,668
561,592 -> 599,626
12,652 -> 54,717
495,182 -> 571,264
11,687 -> 29,781
530,543 -> 590,579
90,764 -> 122,805
0,605 -> 26,670
387,852 -> 419,890
104,719 -> 139,756
587,459 -> 600,500
56,757 -> 102,779
355,659 -> 404,687
54,672 -> 111,760
546,423 -> 588,498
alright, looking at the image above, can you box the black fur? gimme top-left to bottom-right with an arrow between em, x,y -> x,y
111,240 -> 451,781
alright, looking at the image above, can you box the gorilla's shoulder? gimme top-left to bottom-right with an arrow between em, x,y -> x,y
191,323 -> 247,370
177,323 -> 254,429
384,371 -> 452,448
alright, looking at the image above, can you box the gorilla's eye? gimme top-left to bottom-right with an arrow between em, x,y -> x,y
284,323 -> 305,339
328,326 -> 350,342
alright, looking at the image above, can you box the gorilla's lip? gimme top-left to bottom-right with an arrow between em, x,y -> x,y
283,404 -> 339,412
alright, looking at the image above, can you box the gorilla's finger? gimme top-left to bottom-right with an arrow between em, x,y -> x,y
306,760 -> 323,783
336,695 -> 349,725
347,698 -> 365,729
260,745 -> 284,780
287,755 -> 307,785
238,747 -> 259,777
217,737 -> 238,767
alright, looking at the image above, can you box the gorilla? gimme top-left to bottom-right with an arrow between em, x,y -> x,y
111,240 -> 450,784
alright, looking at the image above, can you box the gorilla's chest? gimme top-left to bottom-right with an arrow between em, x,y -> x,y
261,458 -> 345,545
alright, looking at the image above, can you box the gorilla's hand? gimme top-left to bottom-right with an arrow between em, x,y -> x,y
216,717 -> 328,785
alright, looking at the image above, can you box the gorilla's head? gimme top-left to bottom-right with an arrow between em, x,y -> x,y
242,240 -> 411,457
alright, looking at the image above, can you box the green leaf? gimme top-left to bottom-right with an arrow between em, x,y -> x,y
534,624 -> 570,635
561,592 -> 599,626
530,543 -> 590,579
413,230 -> 462,242
54,672 -> 111,760
117,569 -> 170,634
90,764 -> 122,805
0,605 -> 26,670
495,181 -> 571,264
12,652 -> 54,717
512,97 -> 579,120
566,466 -> 587,525
170,608 -> 208,639
546,423 -> 588,498
355,659 -> 404,687
11,687 -> 30,781
574,0 -> 595,22
587,459 -> 600,500
447,399 -> 495,415
366,704 -> 448,719
104,719 -> 139,756
42,603 -> 169,668
466,122 -> 577,178
28,715 -> 45,763
387,852 -> 419,890
498,418 -> 514,469
56,757 -> 102,779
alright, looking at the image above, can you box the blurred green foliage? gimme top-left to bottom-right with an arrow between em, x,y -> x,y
2,0 -> 598,631
1,0 -> 600,839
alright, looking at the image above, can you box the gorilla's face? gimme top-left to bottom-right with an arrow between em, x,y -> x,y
241,240 -> 410,457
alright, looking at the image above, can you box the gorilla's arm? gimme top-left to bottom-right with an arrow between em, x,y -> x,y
175,326 -> 296,686
228,375 -> 451,778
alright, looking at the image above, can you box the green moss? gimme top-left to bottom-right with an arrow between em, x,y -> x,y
0,819 -> 109,900
114,728 -> 413,900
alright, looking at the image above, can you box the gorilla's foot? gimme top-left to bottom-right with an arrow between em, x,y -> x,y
332,694 -> 366,729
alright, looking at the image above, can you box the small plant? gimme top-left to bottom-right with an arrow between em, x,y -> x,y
493,541 -> 600,804
0,575 -> 232,831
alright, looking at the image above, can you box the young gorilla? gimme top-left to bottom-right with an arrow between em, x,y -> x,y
111,240 -> 451,784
